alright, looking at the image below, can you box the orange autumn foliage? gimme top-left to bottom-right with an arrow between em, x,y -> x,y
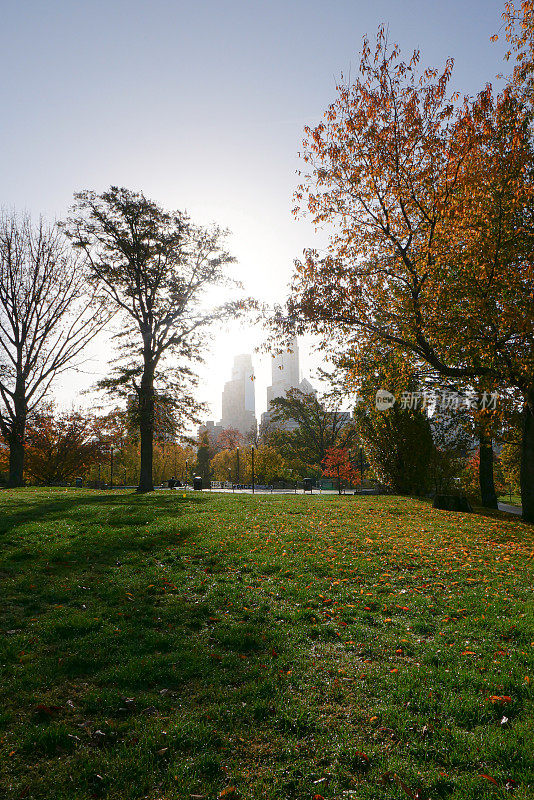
288,24 -> 534,520
322,447 -> 359,495
24,407 -> 103,485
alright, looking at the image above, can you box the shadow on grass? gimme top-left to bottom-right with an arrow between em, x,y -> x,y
0,489 -> 209,536
0,492 -> 287,799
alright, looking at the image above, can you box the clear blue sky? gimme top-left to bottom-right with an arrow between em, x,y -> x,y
0,0 -> 509,420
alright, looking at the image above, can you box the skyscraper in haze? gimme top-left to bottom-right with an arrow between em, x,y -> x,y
220,353 -> 257,436
261,336 -> 315,431
198,353 -> 257,442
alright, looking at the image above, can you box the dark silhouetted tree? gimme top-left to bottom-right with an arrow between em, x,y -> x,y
65,187 -> 242,492
0,212 -> 108,486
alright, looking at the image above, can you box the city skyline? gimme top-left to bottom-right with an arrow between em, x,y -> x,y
201,336 -> 316,438
0,0 -> 509,419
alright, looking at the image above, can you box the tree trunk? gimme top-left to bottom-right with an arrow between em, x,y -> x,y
479,435 -> 498,509
520,392 -> 534,524
137,362 -> 154,493
7,383 -> 26,487
8,421 -> 25,487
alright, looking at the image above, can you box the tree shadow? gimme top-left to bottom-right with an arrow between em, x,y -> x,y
0,489 -> 209,536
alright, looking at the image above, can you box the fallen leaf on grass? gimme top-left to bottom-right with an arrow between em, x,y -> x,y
381,772 -> 422,799
351,751 -> 370,771
481,774 -> 499,786
218,787 -> 238,799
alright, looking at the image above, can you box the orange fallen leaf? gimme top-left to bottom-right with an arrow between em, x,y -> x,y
480,774 -> 499,786
218,787 -> 238,799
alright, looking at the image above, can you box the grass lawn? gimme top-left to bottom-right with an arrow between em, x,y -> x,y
498,494 -> 522,508
0,489 -> 533,800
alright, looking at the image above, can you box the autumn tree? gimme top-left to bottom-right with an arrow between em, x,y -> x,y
267,388 -> 356,472
195,431 -> 213,486
85,407 -> 196,487
90,407 -> 131,487
501,1 -> 534,103
500,438 -> 522,494
253,445 -> 290,483
24,405 -> 102,485
355,402 -> 435,495
328,345 -> 463,496
0,212 -> 108,486
322,447 -> 359,495
286,28 -> 534,521
216,427 -> 242,451
153,441 -> 195,486
343,342 -> 505,505
64,187 -> 242,493
210,445 -> 290,484
210,447 -> 239,483
0,437 -> 8,483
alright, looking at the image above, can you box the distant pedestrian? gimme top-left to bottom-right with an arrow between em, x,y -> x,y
168,476 -> 176,489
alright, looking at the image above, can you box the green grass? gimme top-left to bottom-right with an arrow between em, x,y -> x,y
0,488 -> 533,800
498,493 -> 522,508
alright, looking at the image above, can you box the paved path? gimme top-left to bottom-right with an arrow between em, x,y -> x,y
159,487 -> 524,515
498,502 -> 522,516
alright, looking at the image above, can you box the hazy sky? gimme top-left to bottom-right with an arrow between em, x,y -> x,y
0,0 -> 509,423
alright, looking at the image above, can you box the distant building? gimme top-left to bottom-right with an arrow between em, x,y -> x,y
260,336 -> 315,433
220,354 -> 257,436
199,353 -> 257,441
198,419 -> 224,444
199,341 -> 320,443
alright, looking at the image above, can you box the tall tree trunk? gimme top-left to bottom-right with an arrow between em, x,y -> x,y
7,381 -> 26,487
520,391 -> 534,524
137,360 -> 154,493
479,435 -> 498,509
8,420 -> 25,487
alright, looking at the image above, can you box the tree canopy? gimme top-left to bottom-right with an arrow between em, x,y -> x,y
285,25 -> 534,520
0,212 -> 108,486
267,388 -> 356,474
65,187 -> 244,492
